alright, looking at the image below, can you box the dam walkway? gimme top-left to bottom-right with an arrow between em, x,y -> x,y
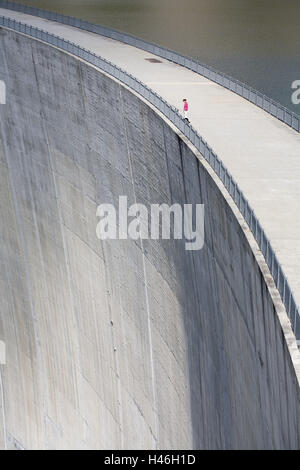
1,7 -> 300,335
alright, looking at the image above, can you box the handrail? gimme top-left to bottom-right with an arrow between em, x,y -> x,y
0,0 -> 299,133
0,15 -> 299,346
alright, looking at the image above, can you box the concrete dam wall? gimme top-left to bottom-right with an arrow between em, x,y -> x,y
0,28 -> 299,450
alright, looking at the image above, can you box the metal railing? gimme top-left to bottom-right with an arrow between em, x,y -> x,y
0,0 -> 299,133
0,15 -> 299,345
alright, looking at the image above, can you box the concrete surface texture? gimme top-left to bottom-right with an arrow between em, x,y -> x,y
0,9 -> 300,313
0,26 -> 299,450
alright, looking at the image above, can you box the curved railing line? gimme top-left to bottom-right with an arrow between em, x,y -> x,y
0,15 -> 299,346
0,0 -> 299,133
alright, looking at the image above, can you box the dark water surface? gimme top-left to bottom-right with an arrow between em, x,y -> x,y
15,0 -> 300,116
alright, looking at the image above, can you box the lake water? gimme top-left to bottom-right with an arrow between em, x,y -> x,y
15,0 -> 300,116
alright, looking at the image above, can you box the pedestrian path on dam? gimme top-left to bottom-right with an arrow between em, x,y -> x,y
1,7 -> 300,312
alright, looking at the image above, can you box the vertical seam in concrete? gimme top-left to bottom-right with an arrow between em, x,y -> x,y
18,47 -> 55,448
0,367 -> 7,449
44,98 -> 82,430
177,137 -> 207,448
190,145 -> 225,448
30,49 -> 56,448
0,43 -> 45,450
32,48 -> 82,446
0,143 -> 15,451
162,126 -> 194,447
257,276 -> 270,448
0,115 -> 34,452
95,86 -> 125,450
99,237 -> 125,448
119,86 -> 159,447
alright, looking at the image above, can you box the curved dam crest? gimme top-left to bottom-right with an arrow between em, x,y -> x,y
0,27 -> 299,449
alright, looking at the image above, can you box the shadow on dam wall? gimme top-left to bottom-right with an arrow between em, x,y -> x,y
0,27 -> 299,450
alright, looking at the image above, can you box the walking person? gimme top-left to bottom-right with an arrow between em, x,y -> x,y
183,98 -> 190,122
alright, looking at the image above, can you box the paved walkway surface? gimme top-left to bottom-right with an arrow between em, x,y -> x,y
1,8 -> 300,310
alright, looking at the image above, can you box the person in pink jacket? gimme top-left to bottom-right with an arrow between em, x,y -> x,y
183,98 -> 190,122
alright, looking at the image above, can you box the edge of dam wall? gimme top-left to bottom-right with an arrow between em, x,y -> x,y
0,27 -> 299,449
